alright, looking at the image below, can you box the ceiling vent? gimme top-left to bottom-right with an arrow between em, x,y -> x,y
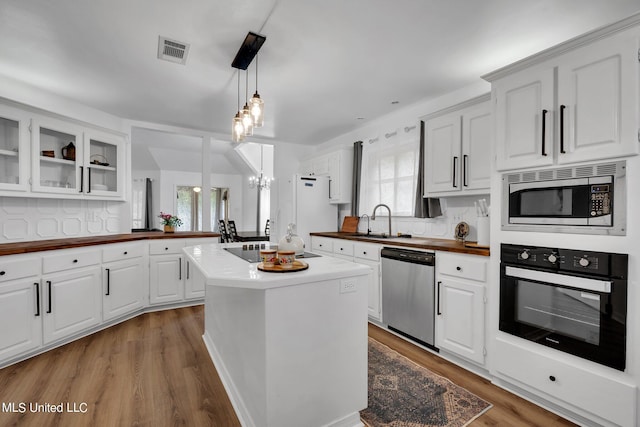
157,36 -> 190,65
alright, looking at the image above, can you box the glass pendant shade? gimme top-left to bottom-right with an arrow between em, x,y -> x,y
241,103 -> 253,136
232,112 -> 245,143
250,92 -> 264,128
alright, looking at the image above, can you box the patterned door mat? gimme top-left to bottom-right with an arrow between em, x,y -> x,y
362,338 -> 492,427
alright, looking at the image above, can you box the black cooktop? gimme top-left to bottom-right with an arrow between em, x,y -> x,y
224,245 -> 321,263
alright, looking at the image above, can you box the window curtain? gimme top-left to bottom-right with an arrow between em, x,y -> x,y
414,121 -> 442,218
351,141 -> 363,216
360,130 -> 419,217
144,178 -> 153,229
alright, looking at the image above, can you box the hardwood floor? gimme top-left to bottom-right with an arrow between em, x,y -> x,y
0,306 -> 576,427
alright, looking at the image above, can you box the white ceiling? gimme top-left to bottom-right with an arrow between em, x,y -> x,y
1,0 -> 639,148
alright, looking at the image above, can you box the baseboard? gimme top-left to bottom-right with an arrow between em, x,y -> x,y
202,331 -> 255,427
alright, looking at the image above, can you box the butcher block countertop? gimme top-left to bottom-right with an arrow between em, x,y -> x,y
0,231 -> 221,256
310,232 -> 490,256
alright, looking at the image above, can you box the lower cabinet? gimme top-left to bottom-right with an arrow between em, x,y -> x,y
0,278 -> 43,361
103,258 -> 146,321
494,337 -> 636,427
149,254 -> 184,305
435,251 -> 487,365
354,242 -> 382,321
42,266 -> 102,344
184,257 -> 205,299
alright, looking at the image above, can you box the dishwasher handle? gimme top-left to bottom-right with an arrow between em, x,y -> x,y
381,247 -> 435,265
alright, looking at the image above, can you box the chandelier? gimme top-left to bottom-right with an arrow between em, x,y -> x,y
249,173 -> 272,190
231,32 -> 266,142
249,143 -> 272,190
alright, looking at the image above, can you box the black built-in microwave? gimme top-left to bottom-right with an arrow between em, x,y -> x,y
502,161 -> 626,235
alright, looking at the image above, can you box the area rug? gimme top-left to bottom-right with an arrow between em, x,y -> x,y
361,338 -> 492,427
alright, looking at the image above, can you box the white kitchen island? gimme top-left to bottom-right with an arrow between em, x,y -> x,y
183,243 -> 371,427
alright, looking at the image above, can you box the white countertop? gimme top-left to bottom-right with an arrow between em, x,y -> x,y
183,242 -> 371,290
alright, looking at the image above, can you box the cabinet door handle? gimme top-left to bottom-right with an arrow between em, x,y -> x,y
452,157 -> 458,188
87,167 -> 92,193
79,166 -> 84,192
437,281 -> 442,315
179,257 -> 182,280
186,261 -> 190,280
541,109 -> 548,156
462,154 -> 468,187
46,281 -> 52,314
34,282 -> 40,317
105,268 -> 110,295
559,105 -> 566,154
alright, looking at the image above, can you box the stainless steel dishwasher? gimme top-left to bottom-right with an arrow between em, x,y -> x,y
381,247 -> 436,349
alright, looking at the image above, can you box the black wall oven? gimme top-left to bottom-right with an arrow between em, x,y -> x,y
500,244 -> 628,371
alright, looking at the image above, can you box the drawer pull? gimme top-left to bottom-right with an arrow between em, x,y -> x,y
124,251 -> 128,255
165,247 -> 169,251
34,282 -> 40,317
73,259 -> 78,263
47,281 -> 52,314
363,251 -> 367,255
0,271 -> 5,276
456,266 -> 462,271
549,375 -> 556,382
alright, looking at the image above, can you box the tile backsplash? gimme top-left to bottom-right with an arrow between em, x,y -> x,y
0,197 -> 128,243
349,195 -> 490,242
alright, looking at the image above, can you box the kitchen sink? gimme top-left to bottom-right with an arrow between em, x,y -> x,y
346,233 -> 389,239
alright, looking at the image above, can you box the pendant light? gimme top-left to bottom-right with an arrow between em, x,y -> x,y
232,71 -> 245,143
241,70 -> 253,136
250,54 -> 265,128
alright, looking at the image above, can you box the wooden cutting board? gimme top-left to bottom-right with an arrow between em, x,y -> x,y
340,216 -> 359,233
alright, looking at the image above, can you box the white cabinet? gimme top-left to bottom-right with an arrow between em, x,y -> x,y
0,103 -> 30,193
31,117 -> 126,199
310,236 -> 334,255
299,149 -> 353,204
102,243 -> 147,321
491,27 -> 638,171
184,257 -> 205,300
149,254 -> 184,305
494,337 -> 636,427
82,129 -> 125,198
327,149 -> 353,204
435,252 -> 486,365
423,97 -> 491,196
0,255 -> 42,361
354,242 -> 381,321
42,266 -> 102,344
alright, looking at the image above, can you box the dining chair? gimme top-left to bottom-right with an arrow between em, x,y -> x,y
227,220 -> 239,242
218,219 -> 230,243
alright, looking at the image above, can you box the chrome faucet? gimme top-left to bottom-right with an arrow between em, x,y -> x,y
371,204 -> 392,237
360,214 -> 371,234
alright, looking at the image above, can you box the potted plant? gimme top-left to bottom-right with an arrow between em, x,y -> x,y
158,212 -> 183,233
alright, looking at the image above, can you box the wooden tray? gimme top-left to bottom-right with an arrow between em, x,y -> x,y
257,260 -> 309,273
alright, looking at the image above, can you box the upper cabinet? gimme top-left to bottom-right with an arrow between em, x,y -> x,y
489,25 -> 639,171
0,100 -> 126,200
299,148 -> 353,204
0,104 -> 30,192
423,95 -> 491,196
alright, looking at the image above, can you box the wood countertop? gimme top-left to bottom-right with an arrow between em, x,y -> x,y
310,232 -> 490,256
0,231 -> 221,256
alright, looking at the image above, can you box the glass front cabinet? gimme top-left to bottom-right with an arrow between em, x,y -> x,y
30,118 -> 125,199
0,104 -> 30,192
